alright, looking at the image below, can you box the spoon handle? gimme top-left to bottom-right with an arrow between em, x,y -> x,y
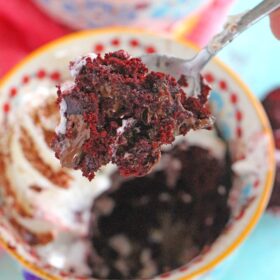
190,0 -> 280,71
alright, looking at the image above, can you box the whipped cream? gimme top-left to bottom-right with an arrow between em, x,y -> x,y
70,53 -> 97,77
232,133 -> 269,177
162,129 -> 226,160
0,85 -> 119,275
37,232 -> 92,276
10,87 -> 112,230
55,98 -> 67,135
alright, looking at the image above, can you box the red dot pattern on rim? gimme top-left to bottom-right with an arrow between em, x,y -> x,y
130,39 -> 139,47
2,68 -> 62,119
9,87 -> 17,97
145,46 -> 156,53
22,75 -> 30,84
236,126 -> 242,138
219,80 -> 228,90
204,74 -> 242,139
204,72 -> 214,83
94,44 -> 104,53
50,71 -> 61,81
111,38 -> 120,46
37,69 -> 46,79
3,103 -> 10,113
235,110 -> 243,121
230,93 -> 238,104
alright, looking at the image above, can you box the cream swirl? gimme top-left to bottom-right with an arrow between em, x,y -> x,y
0,86 -> 115,242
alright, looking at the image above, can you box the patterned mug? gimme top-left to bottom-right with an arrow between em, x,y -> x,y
0,28 -> 274,280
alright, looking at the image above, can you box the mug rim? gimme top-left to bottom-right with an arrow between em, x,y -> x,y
0,27 -> 275,280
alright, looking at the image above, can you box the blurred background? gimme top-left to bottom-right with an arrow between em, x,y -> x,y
0,0 -> 279,279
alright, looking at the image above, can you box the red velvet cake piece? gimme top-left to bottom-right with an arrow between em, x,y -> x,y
53,50 -> 212,180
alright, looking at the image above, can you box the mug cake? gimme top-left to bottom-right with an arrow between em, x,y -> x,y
0,29 -> 274,280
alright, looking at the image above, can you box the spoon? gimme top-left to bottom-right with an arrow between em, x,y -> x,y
141,0 -> 280,96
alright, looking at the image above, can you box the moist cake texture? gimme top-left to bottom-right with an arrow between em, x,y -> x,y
53,50 -> 212,180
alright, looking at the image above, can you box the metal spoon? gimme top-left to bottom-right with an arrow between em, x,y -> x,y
141,0 -> 280,96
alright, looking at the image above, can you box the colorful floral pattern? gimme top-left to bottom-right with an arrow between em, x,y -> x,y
33,0 -> 207,30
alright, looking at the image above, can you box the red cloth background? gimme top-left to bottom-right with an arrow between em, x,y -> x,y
0,0 -> 71,78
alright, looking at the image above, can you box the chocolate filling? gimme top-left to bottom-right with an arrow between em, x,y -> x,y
88,142 -> 232,279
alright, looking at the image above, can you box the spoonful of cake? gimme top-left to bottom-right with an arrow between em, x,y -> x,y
53,0 -> 280,180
